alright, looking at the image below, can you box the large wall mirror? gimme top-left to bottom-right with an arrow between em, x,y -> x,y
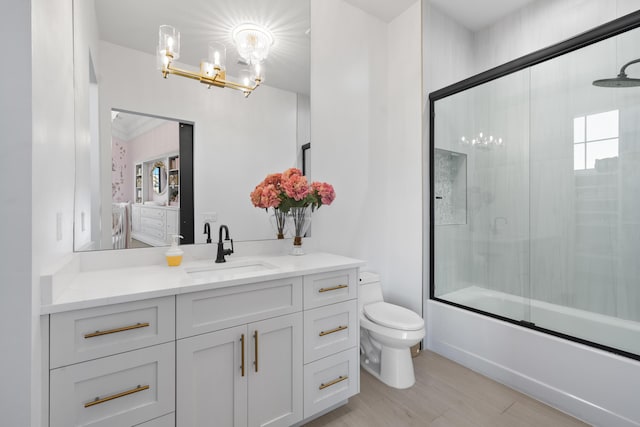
73,0 -> 310,251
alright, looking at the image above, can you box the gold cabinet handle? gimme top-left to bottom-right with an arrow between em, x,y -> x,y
318,284 -> 348,293
253,330 -> 259,373
240,334 -> 245,377
84,322 -> 150,339
319,325 -> 348,336
319,375 -> 348,390
84,384 -> 149,408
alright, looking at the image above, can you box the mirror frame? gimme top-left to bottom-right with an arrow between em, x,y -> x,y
428,9 -> 640,361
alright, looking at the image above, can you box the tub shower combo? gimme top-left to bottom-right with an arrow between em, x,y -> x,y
430,12 -> 640,360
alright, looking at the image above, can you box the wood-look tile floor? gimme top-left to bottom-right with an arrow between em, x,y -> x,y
304,350 -> 589,427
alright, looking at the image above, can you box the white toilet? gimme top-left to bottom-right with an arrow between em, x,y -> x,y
359,272 -> 425,389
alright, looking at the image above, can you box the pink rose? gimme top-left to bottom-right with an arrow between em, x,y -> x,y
282,174 -> 310,201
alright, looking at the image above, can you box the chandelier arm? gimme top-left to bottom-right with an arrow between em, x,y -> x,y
163,62 -> 257,93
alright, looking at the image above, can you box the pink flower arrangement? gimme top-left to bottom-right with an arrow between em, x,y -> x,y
250,167 -> 336,212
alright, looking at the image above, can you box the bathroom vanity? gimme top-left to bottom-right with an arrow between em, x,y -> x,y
41,252 -> 363,427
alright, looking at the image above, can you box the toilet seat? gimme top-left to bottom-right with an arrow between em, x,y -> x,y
363,302 -> 424,331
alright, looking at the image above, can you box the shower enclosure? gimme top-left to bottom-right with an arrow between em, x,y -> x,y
430,11 -> 640,360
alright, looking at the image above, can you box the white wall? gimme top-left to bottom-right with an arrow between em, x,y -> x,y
311,0 -> 388,264
98,42 -> 298,243
382,2 -> 423,313
73,0 -> 101,251
425,1 -> 640,425
0,1 -> 33,425
311,0 -> 424,314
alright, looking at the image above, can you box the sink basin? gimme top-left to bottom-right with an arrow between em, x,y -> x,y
185,260 -> 276,282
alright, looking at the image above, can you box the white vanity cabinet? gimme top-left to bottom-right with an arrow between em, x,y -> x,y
44,260 -> 362,427
176,276 -> 304,427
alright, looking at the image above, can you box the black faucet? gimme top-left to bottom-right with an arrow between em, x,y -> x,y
204,222 -> 212,244
215,225 -> 234,263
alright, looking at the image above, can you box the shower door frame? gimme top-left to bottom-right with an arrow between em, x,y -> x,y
428,9 -> 640,361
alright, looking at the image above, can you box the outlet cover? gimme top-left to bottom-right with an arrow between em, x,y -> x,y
202,212 -> 217,222
56,212 -> 63,241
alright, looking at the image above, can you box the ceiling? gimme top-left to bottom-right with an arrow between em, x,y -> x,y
343,0 -> 418,23
111,111 -> 170,142
95,0 -> 310,96
344,0 -> 535,31
429,0 -> 535,31
96,0 -> 535,97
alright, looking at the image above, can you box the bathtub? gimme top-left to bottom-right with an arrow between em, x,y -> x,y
428,288 -> 640,427
440,286 -> 640,357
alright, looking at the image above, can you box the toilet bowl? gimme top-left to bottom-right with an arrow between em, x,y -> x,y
359,272 -> 425,389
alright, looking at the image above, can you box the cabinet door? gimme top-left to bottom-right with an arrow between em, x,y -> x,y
177,325 -> 247,427
248,313 -> 303,427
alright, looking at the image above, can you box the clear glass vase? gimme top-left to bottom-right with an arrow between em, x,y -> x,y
269,208 -> 287,239
288,206 -> 311,255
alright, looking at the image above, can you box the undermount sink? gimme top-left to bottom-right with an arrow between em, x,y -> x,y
185,260 -> 276,282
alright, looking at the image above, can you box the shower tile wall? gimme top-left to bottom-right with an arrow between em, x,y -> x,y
529,26 -> 640,324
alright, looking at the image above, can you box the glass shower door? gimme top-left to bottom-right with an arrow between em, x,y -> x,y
529,25 -> 640,357
432,68 -> 531,324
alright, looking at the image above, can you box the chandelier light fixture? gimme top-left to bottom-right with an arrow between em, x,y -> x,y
157,23 -> 273,97
460,132 -> 504,149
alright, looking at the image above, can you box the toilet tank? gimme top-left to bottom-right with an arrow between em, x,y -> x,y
359,272 -> 384,312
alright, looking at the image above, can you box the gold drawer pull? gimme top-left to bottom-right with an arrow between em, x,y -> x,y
240,334 -> 246,377
319,375 -> 348,390
254,330 -> 259,373
84,384 -> 149,408
319,325 -> 348,336
318,284 -> 348,293
84,322 -> 150,339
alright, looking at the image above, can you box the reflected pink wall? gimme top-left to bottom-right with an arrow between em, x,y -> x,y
111,121 -> 179,204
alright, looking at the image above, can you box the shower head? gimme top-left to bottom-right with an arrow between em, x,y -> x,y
593,58 -> 640,88
593,75 -> 640,87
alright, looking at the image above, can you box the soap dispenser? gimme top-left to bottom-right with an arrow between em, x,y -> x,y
166,235 -> 184,266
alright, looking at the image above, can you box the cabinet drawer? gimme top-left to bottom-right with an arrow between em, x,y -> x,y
166,215 -> 178,235
50,342 -> 175,427
142,208 -> 166,219
303,349 -> 359,418
134,413 -> 174,426
141,225 -> 166,241
50,297 -> 175,368
177,277 -> 303,338
141,216 -> 165,230
304,300 -> 358,363
303,269 -> 357,309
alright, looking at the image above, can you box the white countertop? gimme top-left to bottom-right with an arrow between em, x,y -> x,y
41,252 -> 365,315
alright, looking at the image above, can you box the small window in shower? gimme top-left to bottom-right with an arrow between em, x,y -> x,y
573,110 -> 619,171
